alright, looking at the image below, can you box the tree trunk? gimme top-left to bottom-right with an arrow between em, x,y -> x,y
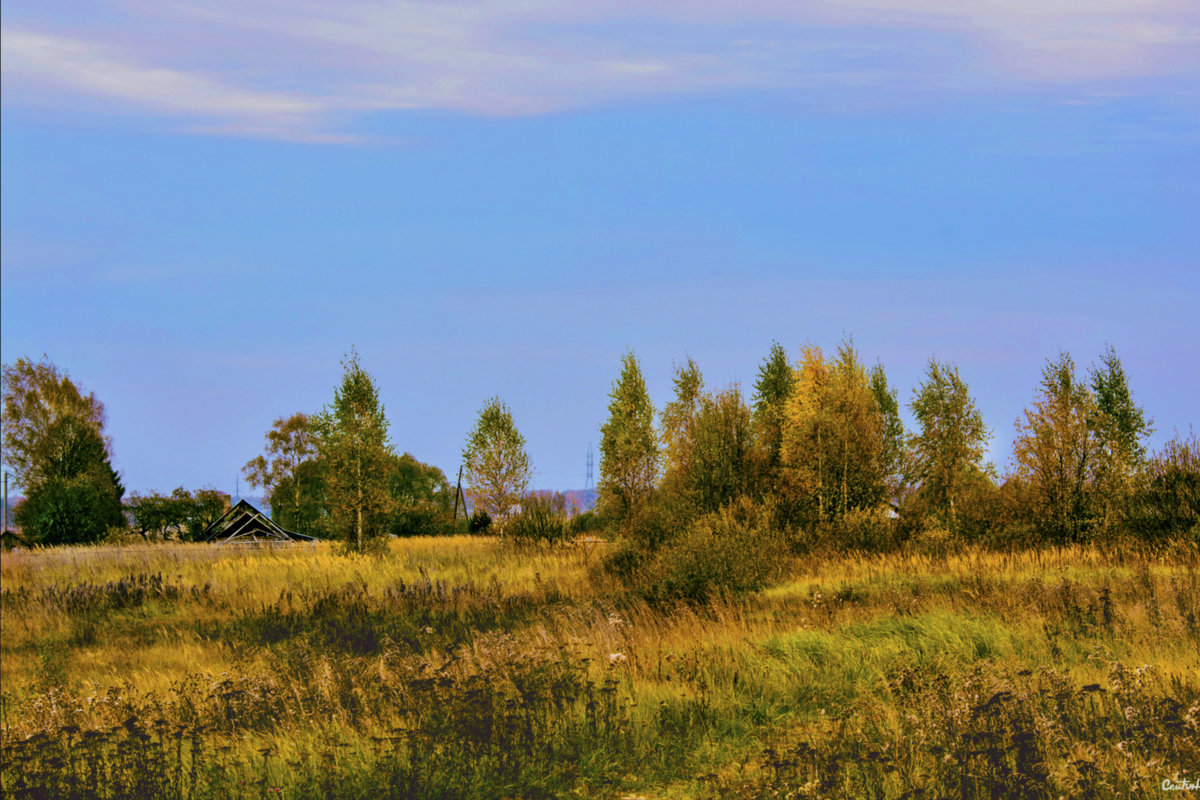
294,464 -> 302,533
356,448 -> 363,553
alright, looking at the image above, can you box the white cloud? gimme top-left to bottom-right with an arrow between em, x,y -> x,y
2,0 -> 1198,141
1,27 -> 335,141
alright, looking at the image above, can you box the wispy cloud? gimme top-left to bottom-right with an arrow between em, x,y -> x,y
2,0 -> 1197,141
0,28 -> 345,141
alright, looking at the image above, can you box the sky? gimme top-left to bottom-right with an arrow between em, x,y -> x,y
2,0 -> 1198,495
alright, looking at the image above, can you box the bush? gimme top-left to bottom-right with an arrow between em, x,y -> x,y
638,497 -> 787,602
831,507 -> 897,552
567,509 -> 603,536
909,523 -> 954,558
508,493 -> 571,546
1129,431 -> 1200,542
601,538 -> 646,583
468,511 -> 492,534
620,492 -> 674,550
15,473 -> 126,546
390,504 -> 454,537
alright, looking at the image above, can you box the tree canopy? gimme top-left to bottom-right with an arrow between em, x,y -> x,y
2,357 -> 125,545
751,341 -> 794,479
1012,353 -> 1097,543
598,351 -> 659,523
781,341 -> 891,526
243,413 -> 323,536
315,350 -> 395,553
462,398 -> 531,524
907,358 -> 990,532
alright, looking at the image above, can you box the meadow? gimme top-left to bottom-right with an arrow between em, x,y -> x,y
2,536 -> 1197,799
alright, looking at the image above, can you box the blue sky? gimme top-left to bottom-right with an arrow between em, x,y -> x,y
2,1 -> 1198,494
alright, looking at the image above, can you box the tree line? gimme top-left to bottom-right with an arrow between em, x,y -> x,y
597,341 -> 1190,544
0,352 -> 528,551
3,342 -> 1196,561
592,342 -> 1196,598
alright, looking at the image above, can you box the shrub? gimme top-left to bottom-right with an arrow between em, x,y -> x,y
1129,431 -> 1200,542
909,523 -> 954,558
390,504 -> 454,537
507,493 -> 570,546
567,509 -> 603,536
600,538 -> 645,583
638,497 -> 786,602
830,507 -> 897,552
468,511 -> 492,534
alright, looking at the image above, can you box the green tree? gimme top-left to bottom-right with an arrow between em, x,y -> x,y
659,358 -> 704,515
1090,346 -> 1152,466
243,413 -> 321,535
1089,346 -> 1152,532
689,385 -> 754,515
907,358 -> 990,533
462,398 -> 532,525
388,452 -> 453,537
127,487 -> 227,541
869,362 -> 906,505
389,452 -> 452,510
315,350 -> 395,553
598,351 -> 659,523
188,488 -> 228,539
2,357 -> 125,545
1012,353 -> 1097,543
751,341 -> 794,480
127,489 -> 187,540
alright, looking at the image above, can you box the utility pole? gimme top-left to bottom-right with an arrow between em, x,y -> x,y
452,465 -> 467,522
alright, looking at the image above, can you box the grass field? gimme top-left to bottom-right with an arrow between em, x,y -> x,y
2,536 -> 1197,799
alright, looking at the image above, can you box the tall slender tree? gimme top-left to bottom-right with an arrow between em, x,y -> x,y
659,358 -> 704,510
1012,353 -> 1097,543
689,384 -> 754,515
1089,346 -> 1152,531
751,341 -> 795,487
907,358 -> 990,532
1090,345 -> 1152,467
869,362 -> 906,505
315,350 -> 394,553
598,351 -> 659,522
462,397 -> 532,523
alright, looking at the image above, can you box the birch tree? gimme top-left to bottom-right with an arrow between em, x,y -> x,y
598,351 -> 659,522
316,350 -> 394,553
1012,353 -> 1097,543
908,358 -> 990,533
462,397 -> 531,523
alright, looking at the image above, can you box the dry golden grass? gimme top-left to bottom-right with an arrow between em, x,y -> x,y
2,536 -> 1197,799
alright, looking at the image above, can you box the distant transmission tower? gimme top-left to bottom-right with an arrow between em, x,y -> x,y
585,444 -> 594,493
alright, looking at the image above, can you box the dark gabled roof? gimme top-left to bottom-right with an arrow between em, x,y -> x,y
1,529 -> 32,550
201,500 -> 315,543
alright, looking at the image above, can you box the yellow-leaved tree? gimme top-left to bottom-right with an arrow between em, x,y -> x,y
780,341 -> 894,531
